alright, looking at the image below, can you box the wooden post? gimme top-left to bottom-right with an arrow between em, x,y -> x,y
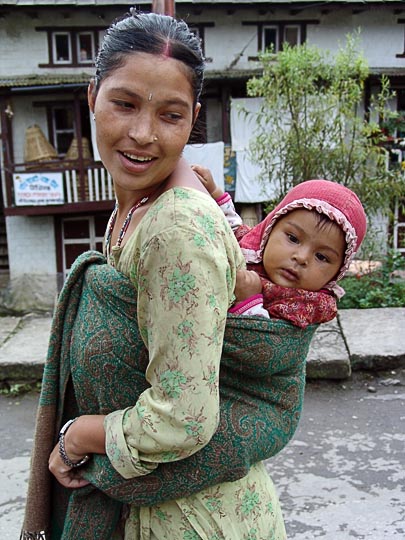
152,0 -> 175,16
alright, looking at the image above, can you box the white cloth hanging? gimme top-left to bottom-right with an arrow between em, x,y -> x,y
182,141 -> 225,192
230,98 -> 276,203
230,97 -> 263,152
234,150 -> 276,203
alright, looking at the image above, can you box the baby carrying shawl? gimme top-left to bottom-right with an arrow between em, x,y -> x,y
21,251 -> 316,540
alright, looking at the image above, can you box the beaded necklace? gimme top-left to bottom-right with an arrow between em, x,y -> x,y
105,196 -> 149,264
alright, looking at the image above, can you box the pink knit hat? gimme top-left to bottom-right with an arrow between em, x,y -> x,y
239,179 -> 367,292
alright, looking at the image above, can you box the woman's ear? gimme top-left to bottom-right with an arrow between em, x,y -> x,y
192,102 -> 201,127
88,79 -> 97,113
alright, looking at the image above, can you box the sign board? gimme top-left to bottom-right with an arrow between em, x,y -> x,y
13,172 -> 64,206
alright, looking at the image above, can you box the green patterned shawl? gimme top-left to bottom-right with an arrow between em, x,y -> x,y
21,251 -> 316,539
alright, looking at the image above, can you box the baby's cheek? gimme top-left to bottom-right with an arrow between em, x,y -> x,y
262,243 -> 274,276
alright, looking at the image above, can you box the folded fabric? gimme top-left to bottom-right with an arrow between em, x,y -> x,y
21,250 -> 317,540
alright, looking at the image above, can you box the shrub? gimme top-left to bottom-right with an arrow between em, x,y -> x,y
338,250 -> 405,308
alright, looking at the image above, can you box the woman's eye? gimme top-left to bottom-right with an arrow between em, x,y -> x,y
113,100 -> 133,109
163,112 -> 183,122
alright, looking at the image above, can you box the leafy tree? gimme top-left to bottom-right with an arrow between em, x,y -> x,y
245,34 -> 405,218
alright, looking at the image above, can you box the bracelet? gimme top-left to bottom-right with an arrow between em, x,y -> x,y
59,418 -> 90,468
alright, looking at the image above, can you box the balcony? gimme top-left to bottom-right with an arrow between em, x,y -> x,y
2,159 -> 115,217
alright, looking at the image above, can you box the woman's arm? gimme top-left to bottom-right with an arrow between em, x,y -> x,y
104,190 -> 239,479
48,414 -> 106,488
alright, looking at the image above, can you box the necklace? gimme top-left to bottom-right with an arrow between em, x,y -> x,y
105,196 -> 149,263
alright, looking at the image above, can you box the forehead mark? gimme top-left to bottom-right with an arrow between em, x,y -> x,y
162,40 -> 171,58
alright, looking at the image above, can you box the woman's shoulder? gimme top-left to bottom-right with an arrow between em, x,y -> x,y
119,186 -> 245,275
146,187 -> 224,227
160,186 -> 214,208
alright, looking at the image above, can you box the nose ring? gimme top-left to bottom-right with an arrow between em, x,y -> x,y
153,136 -> 158,142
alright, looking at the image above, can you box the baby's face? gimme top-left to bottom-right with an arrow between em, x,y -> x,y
262,209 -> 346,291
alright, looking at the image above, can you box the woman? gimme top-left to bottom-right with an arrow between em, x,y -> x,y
21,10 -> 311,539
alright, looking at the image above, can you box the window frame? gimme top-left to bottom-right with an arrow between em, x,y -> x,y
76,31 -> 96,65
243,19 -> 318,59
396,19 -> 405,57
263,24 -> 301,52
51,104 -> 75,156
37,26 -> 104,67
52,31 -> 72,64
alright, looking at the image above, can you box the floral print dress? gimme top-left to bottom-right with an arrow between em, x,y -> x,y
104,187 -> 287,540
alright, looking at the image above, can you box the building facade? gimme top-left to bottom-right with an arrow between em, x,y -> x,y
1,0 -> 404,310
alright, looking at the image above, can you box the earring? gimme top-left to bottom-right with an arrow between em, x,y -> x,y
92,113 -> 96,121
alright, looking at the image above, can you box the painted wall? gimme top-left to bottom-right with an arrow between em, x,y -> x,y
4,215 -> 58,311
308,8 -> 404,66
6,215 -> 56,275
0,2 -> 402,304
0,9 -> 108,77
0,6 -> 404,79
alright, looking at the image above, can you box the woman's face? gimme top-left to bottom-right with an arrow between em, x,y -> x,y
88,52 -> 200,197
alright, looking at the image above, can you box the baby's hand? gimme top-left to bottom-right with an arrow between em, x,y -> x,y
191,164 -> 224,200
234,269 -> 262,303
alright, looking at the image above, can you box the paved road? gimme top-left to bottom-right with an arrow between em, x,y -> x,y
1,369 -> 404,539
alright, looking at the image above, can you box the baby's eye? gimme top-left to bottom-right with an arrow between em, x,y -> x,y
287,233 -> 299,244
316,252 -> 329,263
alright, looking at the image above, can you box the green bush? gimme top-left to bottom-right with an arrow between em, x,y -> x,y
338,250 -> 405,308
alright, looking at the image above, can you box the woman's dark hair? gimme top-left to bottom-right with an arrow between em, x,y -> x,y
94,10 -> 205,106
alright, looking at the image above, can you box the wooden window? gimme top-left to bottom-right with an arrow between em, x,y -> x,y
283,25 -> 301,47
77,32 -> 95,65
37,26 -> 103,67
52,105 -> 75,155
396,19 -> 405,57
243,20 -> 317,59
263,26 -> 278,51
61,214 -> 108,277
263,25 -> 301,51
53,32 -> 72,64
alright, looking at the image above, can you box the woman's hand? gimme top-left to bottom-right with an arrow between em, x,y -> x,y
48,443 -> 90,489
48,414 -> 106,488
234,269 -> 262,303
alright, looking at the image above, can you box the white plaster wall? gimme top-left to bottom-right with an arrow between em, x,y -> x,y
307,8 -> 404,67
192,6 -> 405,72
6,215 -> 56,276
1,6 -> 404,78
203,13 -> 259,71
0,9 -> 112,78
0,15 -> 47,77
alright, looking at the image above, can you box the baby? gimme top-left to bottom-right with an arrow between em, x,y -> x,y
192,165 -> 367,328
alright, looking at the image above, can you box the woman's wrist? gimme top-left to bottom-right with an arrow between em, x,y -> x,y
62,414 -> 107,460
59,418 -> 90,467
